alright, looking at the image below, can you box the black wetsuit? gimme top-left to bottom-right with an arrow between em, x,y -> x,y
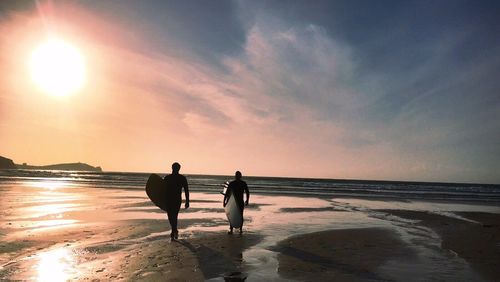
164,173 -> 189,232
226,179 -> 249,214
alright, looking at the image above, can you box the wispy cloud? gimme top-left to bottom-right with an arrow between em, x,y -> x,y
1,1 -> 499,182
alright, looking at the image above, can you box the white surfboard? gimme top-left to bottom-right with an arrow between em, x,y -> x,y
222,182 -> 243,228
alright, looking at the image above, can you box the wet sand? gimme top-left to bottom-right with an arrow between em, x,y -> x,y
379,210 -> 500,281
1,181 -> 499,281
272,227 -> 414,281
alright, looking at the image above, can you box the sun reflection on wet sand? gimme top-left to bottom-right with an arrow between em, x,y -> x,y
26,203 -> 82,218
29,180 -> 71,190
32,219 -> 80,228
37,248 -> 78,282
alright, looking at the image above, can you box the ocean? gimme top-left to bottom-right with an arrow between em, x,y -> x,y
1,169 -> 499,203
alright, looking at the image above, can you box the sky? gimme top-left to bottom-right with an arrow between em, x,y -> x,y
0,0 -> 499,183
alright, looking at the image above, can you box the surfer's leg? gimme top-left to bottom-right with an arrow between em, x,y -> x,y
172,201 -> 181,239
172,214 -> 177,232
172,213 -> 178,239
239,207 -> 244,234
166,210 -> 175,239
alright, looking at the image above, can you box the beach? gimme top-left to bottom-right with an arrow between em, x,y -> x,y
1,176 -> 499,281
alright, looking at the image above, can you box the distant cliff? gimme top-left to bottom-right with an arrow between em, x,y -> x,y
0,156 -> 102,172
18,162 -> 102,172
0,156 -> 16,169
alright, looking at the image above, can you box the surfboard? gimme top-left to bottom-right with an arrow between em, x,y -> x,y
222,182 -> 243,228
145,174 -> 169,212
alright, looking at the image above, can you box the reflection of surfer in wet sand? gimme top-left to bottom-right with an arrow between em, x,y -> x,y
164,162 -> 190,240
224,171 -> 250,234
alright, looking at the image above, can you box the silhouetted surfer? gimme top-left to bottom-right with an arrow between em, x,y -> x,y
164,162 -> 190,240
224,171 -> 250,234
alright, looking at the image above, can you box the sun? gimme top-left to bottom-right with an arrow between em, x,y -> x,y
29,39 -> 86,97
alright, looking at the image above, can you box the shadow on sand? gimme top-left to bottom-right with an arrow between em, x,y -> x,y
175,232 -> 262,281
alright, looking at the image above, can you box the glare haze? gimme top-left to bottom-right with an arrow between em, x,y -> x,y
0,0 -> 499,184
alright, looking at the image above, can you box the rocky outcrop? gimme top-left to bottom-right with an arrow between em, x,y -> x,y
30,162 -> 102,172
1,155 -> 102,171
17,162 -> 102,172
0,156 -> 16,169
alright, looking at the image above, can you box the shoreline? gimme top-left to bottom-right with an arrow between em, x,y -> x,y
379,209 -> 500,281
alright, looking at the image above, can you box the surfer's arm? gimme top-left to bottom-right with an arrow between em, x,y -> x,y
244,183 -> 250,205
223,187 -> 230,207
184,177 -> 190,208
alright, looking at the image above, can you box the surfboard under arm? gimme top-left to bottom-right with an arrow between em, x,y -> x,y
223,185 -> 243,228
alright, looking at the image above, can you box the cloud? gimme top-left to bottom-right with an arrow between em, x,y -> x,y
215,13 -> 500,182
1,2 -> 499,183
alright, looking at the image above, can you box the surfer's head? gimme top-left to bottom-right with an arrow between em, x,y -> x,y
235,171 -> 242,180
172,162 -> 181,173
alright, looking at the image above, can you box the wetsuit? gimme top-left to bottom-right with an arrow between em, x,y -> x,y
164,173 -> 189,233
226,179 -> 249,214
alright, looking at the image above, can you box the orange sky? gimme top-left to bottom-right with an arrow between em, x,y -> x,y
1,2 -> 498,183
0,4 -> 339,177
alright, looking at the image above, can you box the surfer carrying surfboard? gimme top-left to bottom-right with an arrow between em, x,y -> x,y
164,162 -> 190,240
223,171 -> 250,234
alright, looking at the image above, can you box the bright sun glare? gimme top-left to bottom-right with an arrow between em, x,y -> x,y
29,39 -> 86,97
